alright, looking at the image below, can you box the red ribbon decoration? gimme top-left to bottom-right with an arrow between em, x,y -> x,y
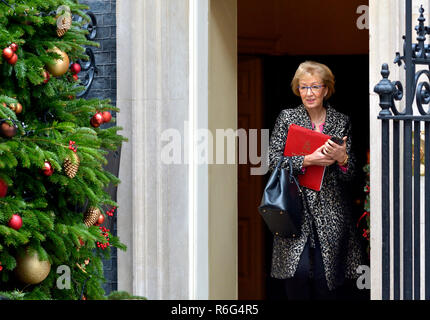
357,211 -> 369,228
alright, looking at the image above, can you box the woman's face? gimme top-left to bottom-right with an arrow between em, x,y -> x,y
298,73 -> 328,110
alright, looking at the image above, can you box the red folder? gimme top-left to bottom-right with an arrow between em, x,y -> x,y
283,124 -> 331,191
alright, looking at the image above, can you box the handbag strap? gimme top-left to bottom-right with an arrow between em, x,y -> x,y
276,155 -> 313,221
278,156 -> 301,192
275,155 -> 313,221
275,155 -> 284,170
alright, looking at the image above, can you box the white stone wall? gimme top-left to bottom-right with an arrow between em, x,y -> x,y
115,0 -> 237,300
116,0 -> 191,299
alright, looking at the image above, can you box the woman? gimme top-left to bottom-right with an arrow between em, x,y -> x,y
268,61 -> 363,300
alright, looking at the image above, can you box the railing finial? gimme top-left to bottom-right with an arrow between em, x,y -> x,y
374,64 -> 395,116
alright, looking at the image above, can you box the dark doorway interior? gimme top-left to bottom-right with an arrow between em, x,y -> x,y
237,0 -> 370,301
261,54 -> 370,300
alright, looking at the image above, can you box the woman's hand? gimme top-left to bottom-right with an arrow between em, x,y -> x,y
303,144 -> 337,167
322,136 -> 348,164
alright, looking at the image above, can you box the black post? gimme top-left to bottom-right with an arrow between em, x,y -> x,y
425,122 -> 430,299
393,120 -> 400,300
381,118 -> 390,300
413,121 -> 421,300
403,123 -> 413,300
403,0 -> 413,300
375,63 -> 395,300
405,0 -> 413,115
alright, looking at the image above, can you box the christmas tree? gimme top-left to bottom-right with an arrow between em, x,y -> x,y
0,0 -> 127,299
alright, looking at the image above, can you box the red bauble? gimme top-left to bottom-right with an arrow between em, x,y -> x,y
90,118 -> 98,128
42,70 -> 50,84
8,53 -> 18,65
0,178 -> 7,198
3,47 -> 13,60
96,213 -> 105,226
42,161 -> 54,176
102,111 -> 112,123
0,122 -> 17,138
8,214 -> 22,230
90,113 -> 103,128
70,63 -> 81,74
72,74 -> 79,82
9,43 -> 18,52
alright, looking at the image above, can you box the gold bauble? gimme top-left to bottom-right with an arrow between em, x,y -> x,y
14,249 -> 51,285
9,103 -> 22,114
84,207 -> 101,227
46,47 -> 70,77
15,103 -> 22,114
63,152 -> 80,178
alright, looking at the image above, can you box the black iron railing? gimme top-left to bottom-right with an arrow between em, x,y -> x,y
75,11 -> 98,98
374,1 -> 430,300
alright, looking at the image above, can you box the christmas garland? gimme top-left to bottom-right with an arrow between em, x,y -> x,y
357,157 -> 370,256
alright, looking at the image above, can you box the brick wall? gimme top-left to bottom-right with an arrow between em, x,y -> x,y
80,0 -> 118,295
81,0 -> 116,104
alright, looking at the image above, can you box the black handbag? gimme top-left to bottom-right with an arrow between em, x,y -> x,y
258,156 -> 304,238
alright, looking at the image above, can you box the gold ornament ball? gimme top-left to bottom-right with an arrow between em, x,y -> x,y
9,102 -> 22,114
46,47 -> 70,77
14,249 -> 51,285
14,103 -> 23,114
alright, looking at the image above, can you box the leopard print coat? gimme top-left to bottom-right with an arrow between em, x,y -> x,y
268,103 -> 364,290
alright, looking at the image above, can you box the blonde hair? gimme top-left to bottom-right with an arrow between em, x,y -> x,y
291,61 -> 335,99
